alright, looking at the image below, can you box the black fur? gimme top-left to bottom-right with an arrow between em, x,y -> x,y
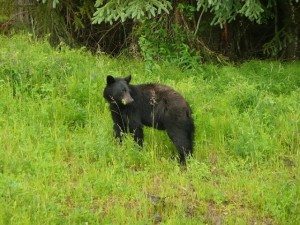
103,75 -> 195,164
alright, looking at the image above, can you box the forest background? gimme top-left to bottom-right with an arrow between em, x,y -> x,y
1,0 -> 300,65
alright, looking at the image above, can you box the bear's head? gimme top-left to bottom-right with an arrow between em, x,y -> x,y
103,75 -> 134,106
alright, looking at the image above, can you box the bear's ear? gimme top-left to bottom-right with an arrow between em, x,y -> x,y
106,75 -> 115,85
124,75 -> 131,83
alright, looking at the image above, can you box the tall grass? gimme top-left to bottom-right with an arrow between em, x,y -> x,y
0,34 -> 299,224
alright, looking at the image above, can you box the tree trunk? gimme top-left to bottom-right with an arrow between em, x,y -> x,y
16,0 -> 32,23
278,0 -> 299,59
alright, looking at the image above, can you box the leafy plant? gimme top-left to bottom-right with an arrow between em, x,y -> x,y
92,0 -> 172,24
137,21 -> 201,70
263,28 -> 293,57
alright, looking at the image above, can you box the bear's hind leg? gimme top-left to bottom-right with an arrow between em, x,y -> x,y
166,127 -> 193,165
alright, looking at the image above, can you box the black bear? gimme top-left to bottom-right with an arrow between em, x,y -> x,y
103,75 -> 194,164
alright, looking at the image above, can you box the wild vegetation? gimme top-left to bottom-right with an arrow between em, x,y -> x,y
0,35 -> 300,224
1,0 -> 299,60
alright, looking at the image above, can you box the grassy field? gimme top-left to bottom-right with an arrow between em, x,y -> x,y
0,35 -> 299,225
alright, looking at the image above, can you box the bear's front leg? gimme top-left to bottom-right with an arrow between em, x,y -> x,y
129,126 -> 144,147
113,123 -> 125,143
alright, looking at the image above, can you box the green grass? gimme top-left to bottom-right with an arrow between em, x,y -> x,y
0,34 -> 299,224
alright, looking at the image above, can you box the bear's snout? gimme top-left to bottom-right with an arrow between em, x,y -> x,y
121,95 -> 134,105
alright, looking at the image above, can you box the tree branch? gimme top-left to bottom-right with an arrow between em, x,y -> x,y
194,7 -> 205,36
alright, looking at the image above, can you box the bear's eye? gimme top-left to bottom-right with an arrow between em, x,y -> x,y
122,88 -> 127,93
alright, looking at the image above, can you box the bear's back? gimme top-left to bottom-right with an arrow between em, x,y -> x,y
136,83 -> 190,108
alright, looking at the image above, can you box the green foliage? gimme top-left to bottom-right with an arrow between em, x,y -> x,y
0,35 -> 300,224
38,0 -> 60,8
263,28 -> 294,57
196,0 -> 265,26
137,21 -> 201,71
92,0 -> 172,24
92,0 -> 271,26
177,3 -> 197,21
0,0 -> 15,21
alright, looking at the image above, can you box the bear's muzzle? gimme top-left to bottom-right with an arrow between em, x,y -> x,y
121,95 -> 134,105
